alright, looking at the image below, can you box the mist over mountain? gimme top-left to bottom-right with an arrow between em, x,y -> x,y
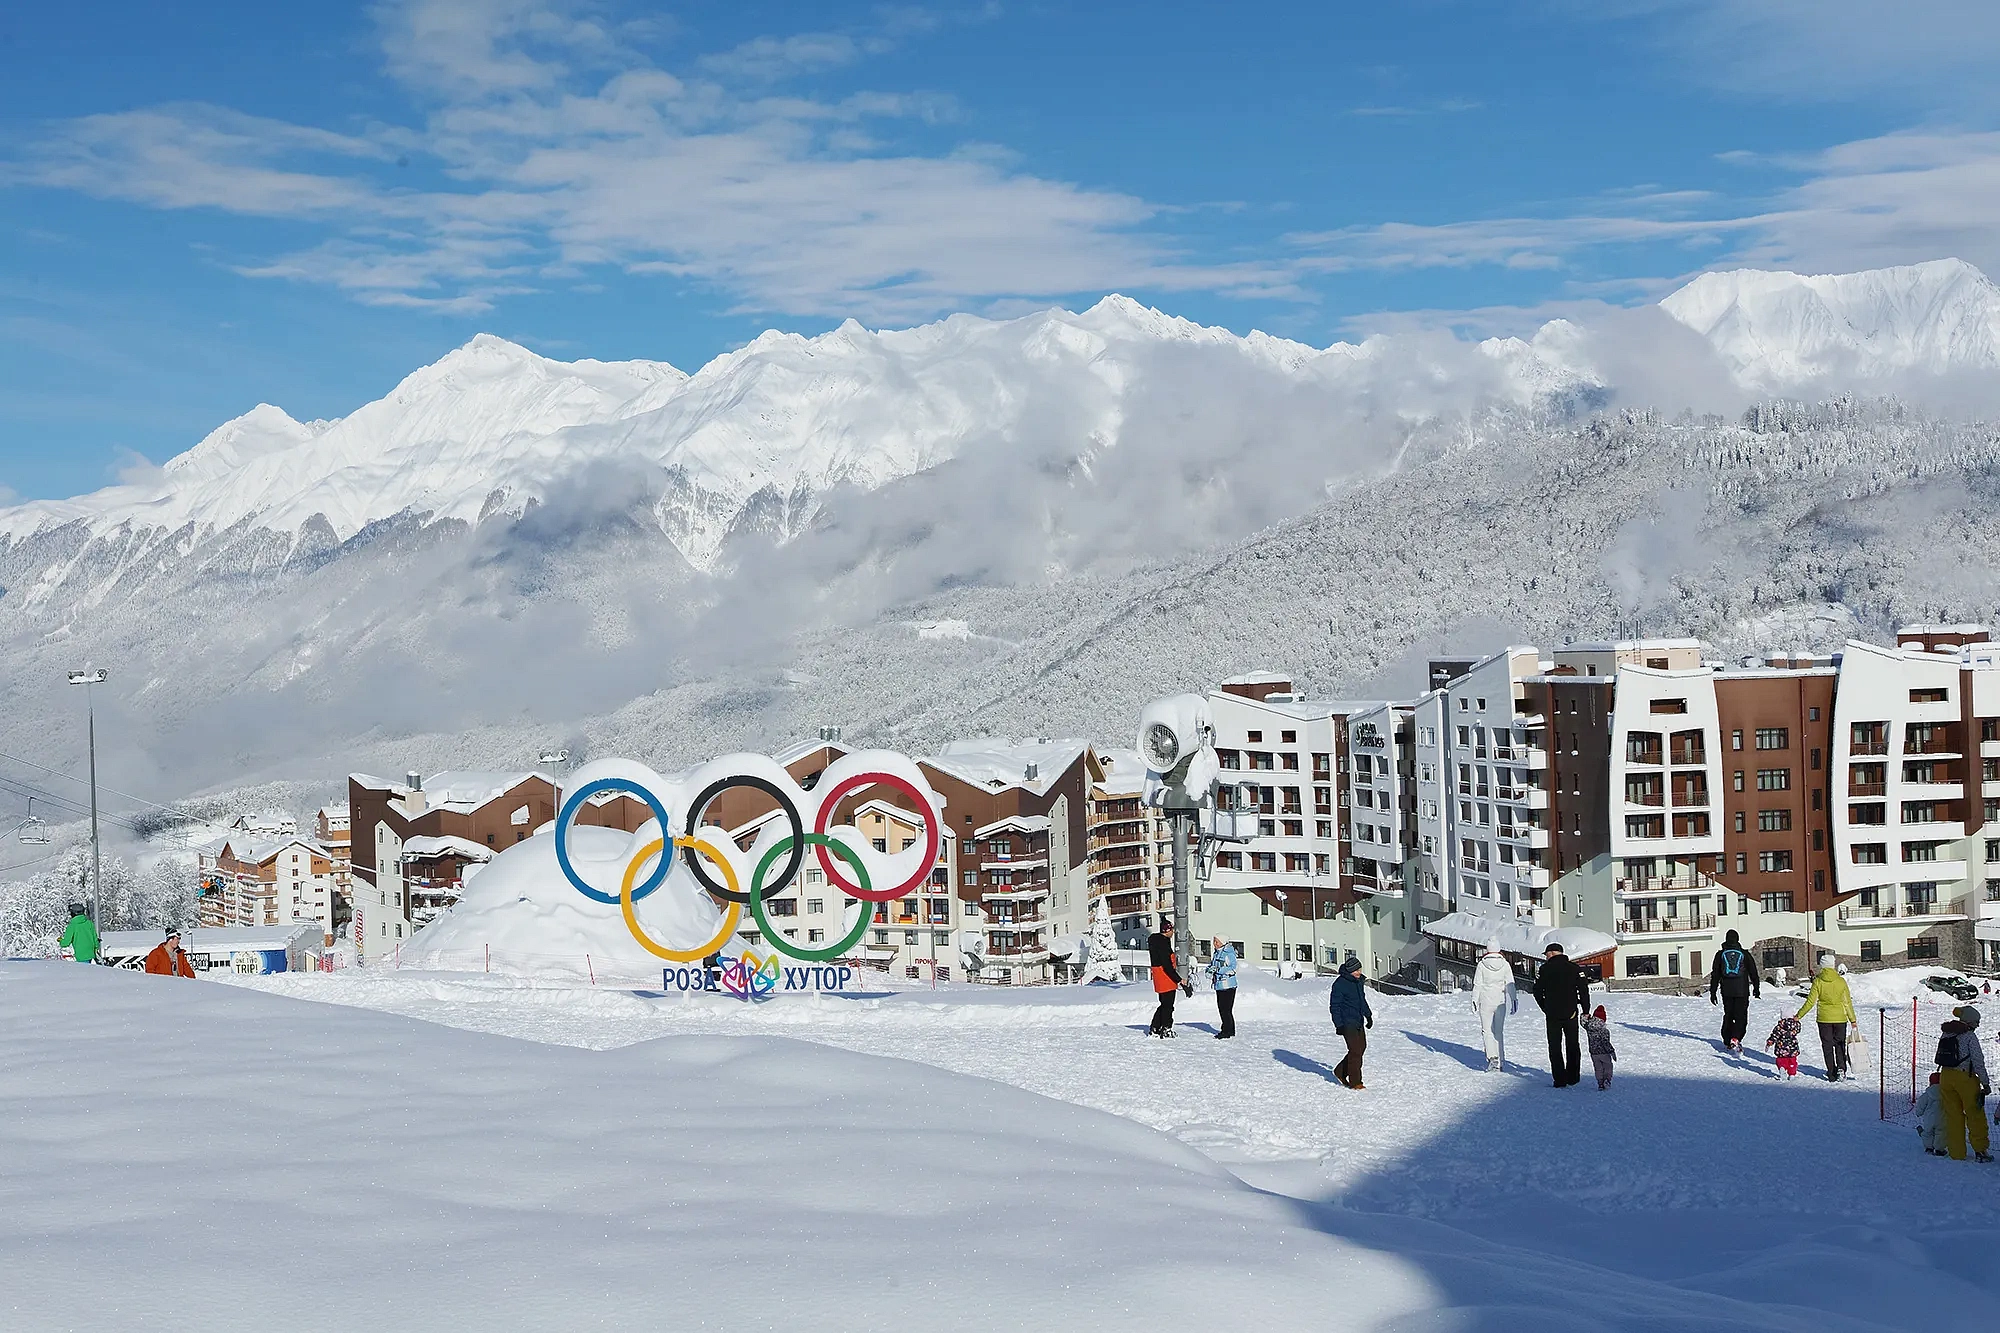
5,262 -> 2000,815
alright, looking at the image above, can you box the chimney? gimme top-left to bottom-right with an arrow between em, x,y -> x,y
407,771 -> 423,791
1024,762 -> 1040,782
818,725 -> 842,743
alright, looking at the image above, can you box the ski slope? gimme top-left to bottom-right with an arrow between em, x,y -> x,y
6,961 -> 1996,1330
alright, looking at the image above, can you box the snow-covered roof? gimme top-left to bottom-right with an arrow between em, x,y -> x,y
925,738 -> 1089,793
1092,748 -> 1148,796
418,771 -> 551,812
1221,671 -> 1293,687
98,925 -> 321,955
974,814 -> 1051,838
1422,912 -> 1616,960
202,835 -> 325,866
772,737 -> 849,767
402,834 -> 494,862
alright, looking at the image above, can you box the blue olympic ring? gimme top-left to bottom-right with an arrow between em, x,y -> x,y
555,777 -> 674,905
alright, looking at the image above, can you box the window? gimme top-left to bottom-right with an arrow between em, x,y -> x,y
1988,839 -> 2000,863
1757,809 -> 1792,832
1734,810 -> 1746,833
962,839 -> 975,854
1282,753 -> 1299,771
1626,955 -> 1661,978
872,838 -> 888,853
1904,842 -> 1940,863
1908,937 -> 1941,960
1261,943 -> 1280,961
1217,852 -> 1242,870
1901,802 -> 1937,824
767,898 -> 798,917
1731,729 -> 1744,751
903,931 -> 918,945
1755,728 -> 1789,750
1649,698 -> 1688,714
1756,769 -> 1791,791
1850,802 -> 1886,825
1758,850 -> 1792,873
1282,730 -> 1297,744
1251,853 -> 1276,872
1218,751 -> 1241,770
1859,940 -> 1881,962
1759,892 -> 1793,913
1733,771 -> 1746,792
1761,946 -> 1796,969
1809,707 -> 1820,722
1909,688 -> 1949,704
963,871 -> 977,886
1853,844 -> 1887,865
1247,730 -> 1262,743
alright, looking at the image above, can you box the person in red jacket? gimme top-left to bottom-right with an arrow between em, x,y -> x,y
142,929 -> 196,978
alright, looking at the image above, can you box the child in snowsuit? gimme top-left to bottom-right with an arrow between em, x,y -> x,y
1582,1004 -> 1616,1090
1765,1015 -> 1803,1079
1915,1072 -> 1944,1155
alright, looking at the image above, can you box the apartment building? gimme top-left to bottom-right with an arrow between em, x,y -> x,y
918,738 -> 1096,984
314,803 -> 353,929
1086,749 -> 1175,951
348,770 -> 559,963
196,835 -> 338,936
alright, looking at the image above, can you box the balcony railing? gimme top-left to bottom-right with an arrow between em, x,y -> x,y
1670,747 -> 1706,766
1615,872 -> 1717,895
1617,913 -> 1718,936
1838,898 -> 1970,922
1848,781 -> 1886,797
1627,748 -> 1663,766
1851,739 -> 1889,756
1905,738 -> 1959,756
1625,791 -> 1665,807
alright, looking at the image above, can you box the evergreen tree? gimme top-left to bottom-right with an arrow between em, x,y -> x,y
1082,895 -> 1122,983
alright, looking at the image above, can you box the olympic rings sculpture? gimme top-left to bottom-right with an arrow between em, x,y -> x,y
552,750 -> 945,966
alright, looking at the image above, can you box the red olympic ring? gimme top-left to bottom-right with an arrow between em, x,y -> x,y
811,770 -> 940,903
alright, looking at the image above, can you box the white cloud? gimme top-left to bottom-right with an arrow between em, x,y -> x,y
1289,128 -> 2000,294
1572,1 -> 2000,106
5,0 -> 1283,322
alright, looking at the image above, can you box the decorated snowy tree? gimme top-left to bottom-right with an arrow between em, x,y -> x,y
1082,896 -> 1122,983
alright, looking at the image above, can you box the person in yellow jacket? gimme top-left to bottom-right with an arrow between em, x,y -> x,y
1795,955 -> 1856,1082
1934,1006 -> 1992,1163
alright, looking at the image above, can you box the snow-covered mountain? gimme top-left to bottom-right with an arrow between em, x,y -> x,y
1659,258 -> 2000,389
0,297 -> 1588,577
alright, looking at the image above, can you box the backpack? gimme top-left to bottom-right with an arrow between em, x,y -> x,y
1936,1031 -> 1965,1069
1721,949 -> 1745,977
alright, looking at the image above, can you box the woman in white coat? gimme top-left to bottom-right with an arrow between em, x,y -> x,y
1472,944 -> 1519,1071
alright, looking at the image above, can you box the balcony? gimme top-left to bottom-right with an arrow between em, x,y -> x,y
1088,830 -> 1147,851
1903,739 -> 1960,758
985,912 -> 1047,928
1670,746 -> 1707,767
1347,877 -> 1407,899
1617,913 -> 1718,937
1851,737 -> 1889,757
1615,871 -> 1718,896
981,883 -> 1049,902
1518,746 -> 1549,768
1523,788 -> 1549,810
1837,897 -> 1970,924
1625,791 -> 1665,807
981,946 -> 1050,965
1848,781 -> 1886,798
1626,747 -> 1664,767
1895,857 -> 1969,882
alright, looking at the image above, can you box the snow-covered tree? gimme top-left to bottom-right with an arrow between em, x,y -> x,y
1082,896 -> 1122,983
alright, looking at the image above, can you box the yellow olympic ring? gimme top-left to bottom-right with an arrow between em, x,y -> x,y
619,835 -> 743,963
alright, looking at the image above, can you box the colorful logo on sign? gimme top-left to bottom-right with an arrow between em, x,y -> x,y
552,750 -> 944,967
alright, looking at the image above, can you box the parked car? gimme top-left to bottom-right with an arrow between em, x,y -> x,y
1921,974 -> 1980,1003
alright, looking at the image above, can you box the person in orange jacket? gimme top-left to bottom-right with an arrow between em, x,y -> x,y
142,929 -> 196,978
1147,918 -> 1186,1038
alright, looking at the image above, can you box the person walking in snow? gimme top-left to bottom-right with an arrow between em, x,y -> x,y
56,903 -> 99,965
1328,957 -> 1373,1088
1532,941 -> 1592,1088
1471,943 -> 1518,1071
1934,1005 -> 1992,1163
1147,919 -> 1184,1038
1915,1072 -> 1945,1155
1205,937 -> 1238,1039
142,929 -> 196,978
1765,1014 -> 1803,1079
1707,928 -> 1761,1053
1582,1004 -> 1617,1090
1794,953 -> 1855,1081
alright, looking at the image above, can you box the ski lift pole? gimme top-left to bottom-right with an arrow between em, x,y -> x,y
67,668 -> 108,930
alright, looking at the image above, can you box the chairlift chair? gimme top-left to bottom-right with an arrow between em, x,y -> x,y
17,800 -> 49,845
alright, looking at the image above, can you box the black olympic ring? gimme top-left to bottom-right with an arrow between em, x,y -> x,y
681,773 -> 805,904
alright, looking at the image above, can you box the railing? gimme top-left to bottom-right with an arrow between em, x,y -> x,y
1838,898 -> 1970,922
1848,782 -> 1886,797
1852,740 -> 1889,756
1615,873 -> 1716,894
1625,791 -> 1665,807
1617,913 -> 1718,935
1671,747 -> 1706,766
1627,749 -> 1663,766
1906,738 -> 1959,756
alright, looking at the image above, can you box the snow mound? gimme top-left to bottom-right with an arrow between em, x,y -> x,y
401,825 -> 730,983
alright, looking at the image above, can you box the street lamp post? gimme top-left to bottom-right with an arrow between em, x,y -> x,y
539,750 -> 571,825
1277,890 -> 1288,979
67,668 -> 108,931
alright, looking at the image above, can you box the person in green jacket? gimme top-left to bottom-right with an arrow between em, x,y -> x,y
1795,954 -> 1856,1082
57,903 -> 99,964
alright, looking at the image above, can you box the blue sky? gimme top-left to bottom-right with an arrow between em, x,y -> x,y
3,0 -> 1998,500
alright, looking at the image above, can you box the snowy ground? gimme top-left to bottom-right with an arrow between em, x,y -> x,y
6,962 -> 1997,1330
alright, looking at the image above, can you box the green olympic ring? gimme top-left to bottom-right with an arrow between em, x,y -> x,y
750,833 -> 874,963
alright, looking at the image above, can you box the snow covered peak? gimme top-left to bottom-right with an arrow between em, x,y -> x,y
163,403 -> 328,480
1660,258 -> 2000,388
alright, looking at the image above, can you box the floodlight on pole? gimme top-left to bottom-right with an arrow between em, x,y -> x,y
66,667 -> 108,935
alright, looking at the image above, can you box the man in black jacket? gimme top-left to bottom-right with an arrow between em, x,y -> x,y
1707,928 -> 1762,1053
1532,942 -> 1592,1087
1147,919 -> 1184,1037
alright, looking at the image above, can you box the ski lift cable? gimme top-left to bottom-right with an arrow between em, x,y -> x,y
0,850 -> 56,876
0,747 -> 191,818
0,775 -> 151,837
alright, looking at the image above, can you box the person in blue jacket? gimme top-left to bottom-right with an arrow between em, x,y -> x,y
1328,957 -> 1374,1089
1205,937 -> 1239,1039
